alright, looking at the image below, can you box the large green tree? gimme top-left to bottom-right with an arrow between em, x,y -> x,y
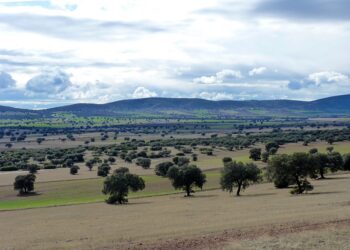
267,153 -> 315,194
167,165 -> 206,196
102,169 -> 145,204
220,161 -> 261,196
14,174 -> 36,195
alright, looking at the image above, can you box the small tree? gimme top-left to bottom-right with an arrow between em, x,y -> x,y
155,161 -> 174,177
265,141 -> 279,152
167,165 -> 206,196
135,157 -> 151,169
28,164 -> 39,174
102,171 -> 145,204
249,148 -> 261,161
220,161 -> 261,196
14,174 -> 36,195
98,163 -> 111,177
70,165 -> 80,175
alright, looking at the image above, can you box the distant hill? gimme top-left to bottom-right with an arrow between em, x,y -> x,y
1,94 -> 350,119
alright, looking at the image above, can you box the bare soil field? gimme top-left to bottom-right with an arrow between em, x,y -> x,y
1,174 -> 350,249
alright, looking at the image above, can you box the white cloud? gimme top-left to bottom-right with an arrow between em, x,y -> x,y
194,69 -> 243,84
198,91 -> 234,100
132,87 -> 157,98
308,71 -> 349,86
249,67 -> 267,76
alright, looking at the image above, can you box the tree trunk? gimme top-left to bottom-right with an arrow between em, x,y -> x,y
236,182 -> 242,196
186,185 -> 191,197
295,177 -> 302,194
320,167 -> 325,179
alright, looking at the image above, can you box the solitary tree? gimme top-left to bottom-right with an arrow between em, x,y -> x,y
249,148 -> 262,161
167,165 -> 206,196
14,174 -> 36,195
70,165 -> 80,175
220,161 -> 261,196
102,170 -> 145,204
98,163 -> 111,177
27,164 -> 39,174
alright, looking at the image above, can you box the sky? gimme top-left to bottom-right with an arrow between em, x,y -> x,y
0,0 -> 350,109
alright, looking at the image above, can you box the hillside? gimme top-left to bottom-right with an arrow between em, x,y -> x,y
1,94 -> 350,119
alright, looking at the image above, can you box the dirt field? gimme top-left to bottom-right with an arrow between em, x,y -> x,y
1,174 -> 350,249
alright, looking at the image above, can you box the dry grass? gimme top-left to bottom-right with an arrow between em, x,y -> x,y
225,226 -> 350,250
0,174 -> 350,249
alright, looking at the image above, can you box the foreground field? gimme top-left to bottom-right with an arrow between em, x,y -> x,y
0,174 -> 350,249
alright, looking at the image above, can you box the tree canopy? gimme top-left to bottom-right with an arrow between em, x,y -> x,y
220,161 -> 261,196
102,169 -> 145,204
167,165 -> 206,196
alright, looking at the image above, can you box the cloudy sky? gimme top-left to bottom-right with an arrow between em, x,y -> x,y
0,0 -> 350,109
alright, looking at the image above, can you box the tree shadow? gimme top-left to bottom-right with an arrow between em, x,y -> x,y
239,192 -> 276,198
126,200 -> 154,206
320,176 -> 350,180
189,194 -> 219,198
307,191 -> 344,196
17,192 -> 41,197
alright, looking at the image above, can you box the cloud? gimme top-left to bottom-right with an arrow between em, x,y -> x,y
0,13 -> 165,40
249,67 -> 267,76
307,71 -> 348,86
0,71 -> 16,89
26,70 -> 72,94
198,91 -> 234,101
193,69 -> 243,84
288,71 -> 349,90
254,0 -> 350,21
132,87 -> 157,99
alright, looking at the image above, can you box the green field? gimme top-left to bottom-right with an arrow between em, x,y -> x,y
0,170 -> 221,211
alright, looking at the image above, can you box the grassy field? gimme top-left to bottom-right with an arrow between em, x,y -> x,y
1,140 -> 350,211
0,174 -> 349,249
0,170 -> 221,210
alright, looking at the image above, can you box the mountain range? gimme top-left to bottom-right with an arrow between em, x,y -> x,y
1,94 -> 350,119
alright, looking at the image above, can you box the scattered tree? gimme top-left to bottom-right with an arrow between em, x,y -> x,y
220,161 -> 261,196
102,170 -> 145,204
167,165 -> 206,196
14,174 -> 36,195
249,148 -> 262,161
